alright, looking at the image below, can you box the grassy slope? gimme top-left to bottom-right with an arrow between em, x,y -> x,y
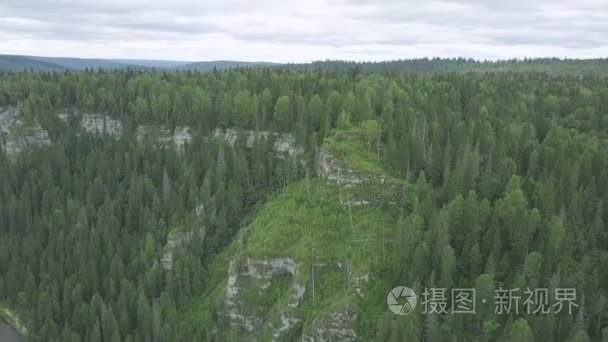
179,127 -> 406,339
324,126 -> 404,183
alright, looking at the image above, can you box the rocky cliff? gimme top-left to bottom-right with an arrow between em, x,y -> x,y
3,110 -> 302,160
183,130 -> 403,341
0,107 -> 50,158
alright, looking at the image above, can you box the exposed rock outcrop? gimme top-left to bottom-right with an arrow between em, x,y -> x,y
302,302 -> 359,341
136,125 -> 192,151
136,125 -> 173,144
212,128 -> 301,157
81,114 -> 123,136
316,150 -> 367,186
173,127 -> 192,150
225,255 -> 307,340
56,112 -> 300,156
0,107 -> 18,133
317,148 -> 404,205
160,230 -> 194,271
270,312 -> 302,341
350,272 -> 372,298
1,107 -> 50,158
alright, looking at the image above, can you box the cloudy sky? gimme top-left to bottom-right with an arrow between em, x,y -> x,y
1,0 -> 607,62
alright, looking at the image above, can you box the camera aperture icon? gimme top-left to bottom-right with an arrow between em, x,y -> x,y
387,286 -> 417,315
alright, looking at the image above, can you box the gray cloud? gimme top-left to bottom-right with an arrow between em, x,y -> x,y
0,0 -> 606,62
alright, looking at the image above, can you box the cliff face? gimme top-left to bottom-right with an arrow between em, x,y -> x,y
225,256 -> 305,338
218,230 -> 361,341
316,150 -> 366,187
61,112 -> 301,156
0,107 -> 50,158
301,302 -> 358,341
185,133 -> 402,341
3,110 -> 302,160
80,114 -> 124,136
211,128 -> 302,157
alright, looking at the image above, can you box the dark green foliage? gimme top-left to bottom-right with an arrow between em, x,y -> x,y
1,66 -> 607,341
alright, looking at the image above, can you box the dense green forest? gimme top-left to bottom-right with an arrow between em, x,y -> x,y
290,58 -> 608,76
1,67 -> 608,341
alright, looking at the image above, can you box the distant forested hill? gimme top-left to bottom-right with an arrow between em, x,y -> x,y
2,54 -> 608,75
288,58 -> 608,76
173,60 -> 277,71
0,54 -> 273,72
28,56 -> 149,70
0,55 -> 67,72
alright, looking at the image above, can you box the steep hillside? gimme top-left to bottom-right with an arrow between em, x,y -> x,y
178,128 -> 406,340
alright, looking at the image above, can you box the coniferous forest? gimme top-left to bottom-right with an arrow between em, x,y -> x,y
1,66 -> 608,341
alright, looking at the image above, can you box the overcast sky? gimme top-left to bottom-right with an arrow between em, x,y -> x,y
1,0 -> 607,62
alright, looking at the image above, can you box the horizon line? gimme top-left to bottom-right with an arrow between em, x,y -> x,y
2,53 -> 607,65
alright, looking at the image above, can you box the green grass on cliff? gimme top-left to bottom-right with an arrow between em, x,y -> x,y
178,127 -> 407,339
324,126 -> 404,185
245,179 -> 399,273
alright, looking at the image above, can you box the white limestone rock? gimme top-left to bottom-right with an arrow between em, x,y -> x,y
316,150 -> 366,186
225,255 -> 307,337
1,107 -> 51,158
302,302 -> 359,342
81,114 -> 123,137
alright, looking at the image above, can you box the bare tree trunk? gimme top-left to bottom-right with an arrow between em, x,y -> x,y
377,124 -> 381,157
